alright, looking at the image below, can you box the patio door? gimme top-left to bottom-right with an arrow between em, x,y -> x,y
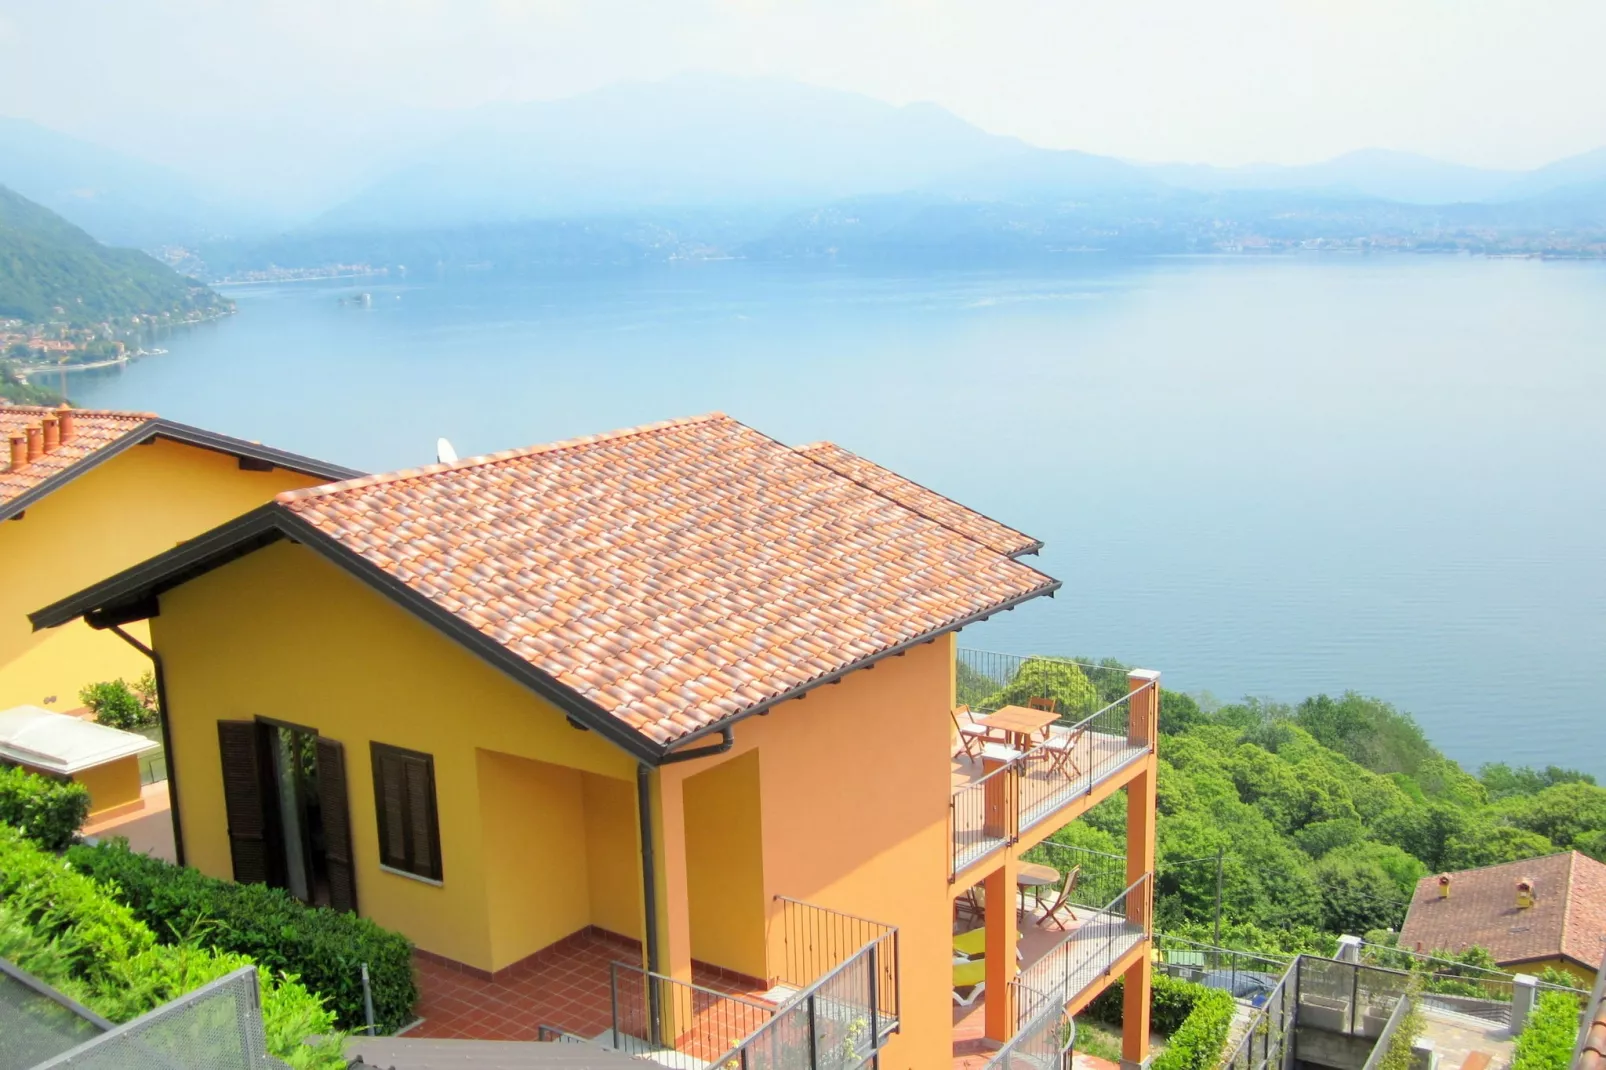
218,719 -> 357,913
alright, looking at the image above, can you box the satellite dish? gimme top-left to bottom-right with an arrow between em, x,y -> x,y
436,438 -> 458,464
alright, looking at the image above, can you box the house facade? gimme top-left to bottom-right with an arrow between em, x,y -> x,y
0,405 -> 359,713
36,413 -> 1159,1068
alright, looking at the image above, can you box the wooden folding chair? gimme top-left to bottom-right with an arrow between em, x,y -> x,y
950,704 -> 1000,759
1027,696 -> 1059,713
1035,865 -> 1081,930
1040,724 -> 1087,779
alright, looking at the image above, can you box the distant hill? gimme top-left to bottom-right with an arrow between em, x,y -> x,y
0,184 -> 228,324
0,117 -> 272,247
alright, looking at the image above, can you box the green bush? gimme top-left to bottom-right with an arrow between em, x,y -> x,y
0,764 -> 90,850
1083,972 -> 1235,1070
69,839 -> 417,1032
79,679 -> 156,730
0,822 -> 343,1069
984,658 -> 1097,719
1513,990 -> 1584,1070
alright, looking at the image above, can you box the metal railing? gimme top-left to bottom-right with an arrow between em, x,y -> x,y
608,961 -> 776,1064
774,897 -> 899,1033
711,906 -> 900,1070
957,649 -> 1134,717
1359,993 -> 1414,1070
1354,939 -> 1588,1019
1221,959 -> 1298,1070
950,682 -> 1155,881
31,965 -> 283,1070
1296,956 -> 1411,1040
1153,933 -> 1292,1002
988,981 -> 1075,1070
1024,842 -> 1130,911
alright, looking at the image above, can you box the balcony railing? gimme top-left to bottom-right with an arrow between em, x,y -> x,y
985,874 -> 1152,1070
950,681 -> 1154,881
606,960 -> 776,1064
710,900 -> 899,1070
1220,959 -> 1298,1070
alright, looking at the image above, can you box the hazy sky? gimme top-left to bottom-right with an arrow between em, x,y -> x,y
1,0 -> 1602,180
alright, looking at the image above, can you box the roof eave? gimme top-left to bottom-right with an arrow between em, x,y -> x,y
3,418 -> 360,519
657,575 -> 1063,759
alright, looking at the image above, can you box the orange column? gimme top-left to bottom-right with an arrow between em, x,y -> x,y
984,855 -> 1020,1041
1122,670 -> 1160,1066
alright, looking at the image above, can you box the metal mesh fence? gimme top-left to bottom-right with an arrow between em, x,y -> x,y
0,960 -> 109,1070
32,965 -> 286,1070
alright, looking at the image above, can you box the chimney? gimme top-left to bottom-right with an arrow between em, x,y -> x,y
1438,874 -> 1451,899
56,405 -> 75,443
26,425 -> 43,462
8,434 -> 25,471
1517,878 -> 1535,909
41,415 -> 59,453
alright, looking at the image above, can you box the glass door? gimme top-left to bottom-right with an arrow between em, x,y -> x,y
265,724 -> 331,907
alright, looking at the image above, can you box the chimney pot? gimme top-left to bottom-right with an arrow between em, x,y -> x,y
41,416 -> 58,453
9,434 -> 26,471
1516,878 -> 1535,909
56,405 -> 75,443
26,426 -> 43,462
1438,874 -> 1451,899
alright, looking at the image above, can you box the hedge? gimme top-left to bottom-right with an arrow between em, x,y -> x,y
1513,990 -> 1585,1070
1085,972 -> 1237,1070
0,764 -> 90,850
0,823 -> 343,1069
70,838 -> 416,1032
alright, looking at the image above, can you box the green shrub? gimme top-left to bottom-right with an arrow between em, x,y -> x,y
1513,990 -> 1584,1070
69,838 -> 416,1032
984,658 -> 1097,719
79,679 -> 156,730
0,764 -> 90,849
0,823 -> 343,1068
1084,973 -> 1235,1070
1152,986 -> 1234,1070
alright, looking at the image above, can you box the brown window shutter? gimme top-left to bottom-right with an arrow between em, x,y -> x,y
370,743 -> 442,881
404,759 -> 441,881
217,721 -> 269,885
315,737 -> 358,914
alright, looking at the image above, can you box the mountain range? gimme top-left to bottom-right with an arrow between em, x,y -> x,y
2,75 -> 1603,268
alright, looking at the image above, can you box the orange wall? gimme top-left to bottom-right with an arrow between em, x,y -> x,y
659,635 -> 956,1070
683,750 -> 766,979
0,437 -> 322,711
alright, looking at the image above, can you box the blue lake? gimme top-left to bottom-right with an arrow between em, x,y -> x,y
60,255 -> 1606,776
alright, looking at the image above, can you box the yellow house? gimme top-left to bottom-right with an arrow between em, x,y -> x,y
0,703 -> 158,816
35,413 -> 1160,1068
1,404 -> 360,719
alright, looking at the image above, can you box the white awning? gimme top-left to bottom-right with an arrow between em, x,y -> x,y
0,705 -> 158,775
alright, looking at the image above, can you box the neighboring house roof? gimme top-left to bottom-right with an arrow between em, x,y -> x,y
794,441 -> 1041,557
0,404 -> 362,516
0,704 -> 158,774
33,413 -> 1060,764
1398,852 -> 1606,970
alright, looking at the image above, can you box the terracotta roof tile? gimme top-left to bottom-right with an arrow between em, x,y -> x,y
0,405 -> 155,512
794,441 -> 1040,557
280,414 -> 1058,745
1398,852 -> 1606,970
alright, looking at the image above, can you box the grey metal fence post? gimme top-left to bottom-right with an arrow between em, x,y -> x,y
361,962 -> 376,1036
867,944 -> 880,1052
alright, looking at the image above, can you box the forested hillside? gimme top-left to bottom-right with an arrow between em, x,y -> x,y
0,184 -> 227,325
962,657 -> 1605,952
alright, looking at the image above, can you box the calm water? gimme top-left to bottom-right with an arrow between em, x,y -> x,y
62,256 -> 1606,776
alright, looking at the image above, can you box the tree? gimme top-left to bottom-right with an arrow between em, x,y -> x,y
1313,854 -> 1407,934
983,658 -> 1096,718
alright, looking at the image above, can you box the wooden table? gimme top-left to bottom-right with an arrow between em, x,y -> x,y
1017,862 -> 1061,912
979,706 -> 1060,749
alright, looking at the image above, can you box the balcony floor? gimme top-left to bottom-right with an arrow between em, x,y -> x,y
951,729 -> 1149,876
952,901 -> 1147,1069
412,928 -> 772,1050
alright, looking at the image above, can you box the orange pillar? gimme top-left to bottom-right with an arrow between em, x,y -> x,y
652,767 -> 695,984
983,855 -> 1020,1041
1122,670 -> 1160,1067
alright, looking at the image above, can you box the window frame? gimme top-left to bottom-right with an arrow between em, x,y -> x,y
369,742 -> 443,883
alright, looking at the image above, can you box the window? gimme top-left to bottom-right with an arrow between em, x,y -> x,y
369,743 -> 442,882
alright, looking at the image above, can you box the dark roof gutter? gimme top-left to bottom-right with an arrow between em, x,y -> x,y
3,417 -> 362,519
